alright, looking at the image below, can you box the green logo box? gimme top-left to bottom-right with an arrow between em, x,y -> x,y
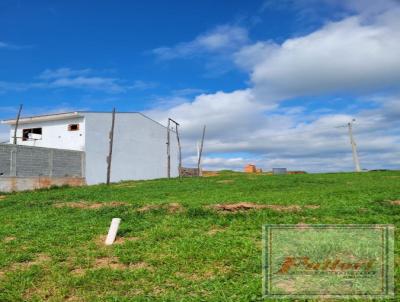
262,224 -> 394,299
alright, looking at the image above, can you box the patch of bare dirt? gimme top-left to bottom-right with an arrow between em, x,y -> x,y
167,202 -> 184,213
136,205 -> 160,212
92,256 -> 153,271
3,236 -> 16,242
115,236 -> 140,244
96,235 -> 140,246
303,205 -> 320,210
0,253 -> 51,277
64,296 -> 84,302
209,202 -> 302,213
216,180 -> 234,184
94,256 -> 127,269
390,200 -> 400,205
207,227 -> 225,235
0,195 -> 6,200
129,261 -> 153,270
70,267 -> 86,276
54,201 -> 128,209
136,203 -> 185,213
175,272 -> 204,281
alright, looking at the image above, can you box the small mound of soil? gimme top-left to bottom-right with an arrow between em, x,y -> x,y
390,200 -> 400,205
210,202 -> 302,213
212,202 -> 265,211
167,202 -> 184,213
0,195 -> 6,200
54,201 -> 128,209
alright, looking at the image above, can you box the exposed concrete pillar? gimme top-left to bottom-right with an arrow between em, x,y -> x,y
81,152 -> 86,178
10,148 -> 17,177
49,149 -> 54,177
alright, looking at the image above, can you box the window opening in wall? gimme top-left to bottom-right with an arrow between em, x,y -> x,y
68,124 -> 80,131
22,128 -> 42,141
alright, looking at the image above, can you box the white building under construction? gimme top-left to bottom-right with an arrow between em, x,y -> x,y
1,111 -> 179,185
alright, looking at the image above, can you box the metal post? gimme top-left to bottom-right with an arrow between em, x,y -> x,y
167,118 -> 171,178
106,108 -> 116,185
347,121 -> 361,172
167,118 -> 181,178
175,123 -> 182,177
13,104 -> 23,145
197,125 -> 206,176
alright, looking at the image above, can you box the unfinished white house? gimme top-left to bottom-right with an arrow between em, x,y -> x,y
1,112 -> 179,185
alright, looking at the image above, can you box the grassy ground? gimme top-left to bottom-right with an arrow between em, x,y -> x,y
0,171 -> 399,301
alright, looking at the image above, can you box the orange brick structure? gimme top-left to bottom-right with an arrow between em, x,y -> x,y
244,164 -> 257,173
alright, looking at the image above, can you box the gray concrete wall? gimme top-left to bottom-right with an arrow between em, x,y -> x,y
0,177 -> 85,192
0,144 -> 84,178
84,112 -> 179,185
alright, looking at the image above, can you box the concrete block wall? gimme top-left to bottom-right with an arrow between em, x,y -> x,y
0,144 -> 84,178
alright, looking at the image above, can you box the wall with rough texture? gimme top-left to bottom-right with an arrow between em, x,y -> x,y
0,144 -> 84,178
84,112 -> 178,185
179,167 -> 199,177
0,177 -> 85,192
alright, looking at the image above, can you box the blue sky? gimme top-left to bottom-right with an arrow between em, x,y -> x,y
1,0 -> 399,171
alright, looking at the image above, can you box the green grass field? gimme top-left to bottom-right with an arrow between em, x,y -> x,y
0,171 -> 399,301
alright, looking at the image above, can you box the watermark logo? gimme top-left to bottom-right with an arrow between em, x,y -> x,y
262,224 -> 394,299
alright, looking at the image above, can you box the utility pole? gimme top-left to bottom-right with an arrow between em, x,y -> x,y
197,125 -> 206,176
167,118 -> 181,178
166,118 -> 171,178
196,141 -> 200,167
347,119 -> 361,172
13,104 -> 23,145
106,108 -> 116,185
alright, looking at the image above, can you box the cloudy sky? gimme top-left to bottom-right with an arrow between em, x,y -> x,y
1,0 -> 399,172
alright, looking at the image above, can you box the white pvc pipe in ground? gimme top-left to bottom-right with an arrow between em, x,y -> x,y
105,218 -> 121,245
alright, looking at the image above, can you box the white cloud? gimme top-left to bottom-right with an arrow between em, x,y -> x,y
0,68 -> 127,93
147,88 -> 400,172
38,68 -> 92,80
130,80 -> 158,90
153,25 -> 249,60
146,89 -> 274,141
50,76 -> 124,92
0,41 -> 30,50
235,10 -> 400,101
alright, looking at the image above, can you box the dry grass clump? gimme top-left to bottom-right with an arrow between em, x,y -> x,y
54,201 -> 128,209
